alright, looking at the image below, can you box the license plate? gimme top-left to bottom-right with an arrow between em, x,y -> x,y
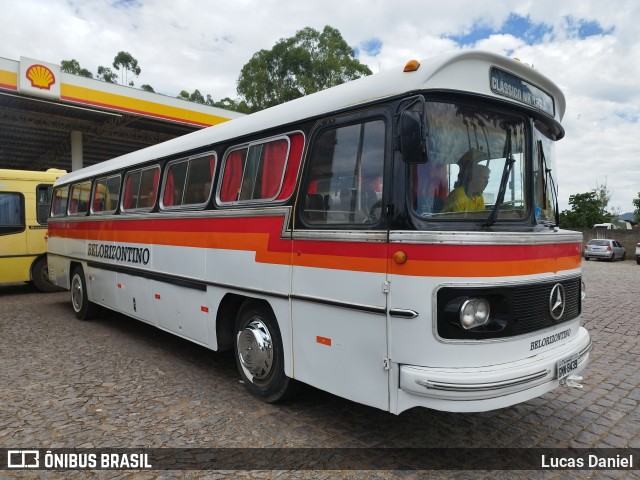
557,353 -> 579,380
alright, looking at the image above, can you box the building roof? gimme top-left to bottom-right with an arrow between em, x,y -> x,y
0,56 -> 243,172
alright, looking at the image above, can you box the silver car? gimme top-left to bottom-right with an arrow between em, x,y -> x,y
584,239 -> 626,261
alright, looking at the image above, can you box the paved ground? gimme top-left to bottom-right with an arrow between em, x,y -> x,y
0,259 -> 638,479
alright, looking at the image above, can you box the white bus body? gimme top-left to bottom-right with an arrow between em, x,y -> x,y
48,51 -> 590,413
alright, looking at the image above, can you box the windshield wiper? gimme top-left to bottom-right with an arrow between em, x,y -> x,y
538,140 -> 560,227
484,128 -> 515,227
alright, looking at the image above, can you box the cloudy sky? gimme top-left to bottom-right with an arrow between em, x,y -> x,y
2,0 -> 639,213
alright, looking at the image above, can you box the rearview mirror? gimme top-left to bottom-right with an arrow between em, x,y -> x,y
400,110 -> 428,164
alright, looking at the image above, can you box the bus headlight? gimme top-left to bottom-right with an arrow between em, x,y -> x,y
459,298 -> 490,329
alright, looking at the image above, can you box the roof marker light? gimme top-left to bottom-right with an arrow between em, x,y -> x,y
403,59 -> 420,72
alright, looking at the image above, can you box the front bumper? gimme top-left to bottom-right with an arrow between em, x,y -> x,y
397,326 -> 591,413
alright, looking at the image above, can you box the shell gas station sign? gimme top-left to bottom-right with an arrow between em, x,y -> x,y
19,57 -> 61,99
1,55 -> 242,127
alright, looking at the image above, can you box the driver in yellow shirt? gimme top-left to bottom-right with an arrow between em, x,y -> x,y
443,164 -> 490,212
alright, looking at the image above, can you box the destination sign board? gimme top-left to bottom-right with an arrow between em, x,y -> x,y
490,67 -> 555,116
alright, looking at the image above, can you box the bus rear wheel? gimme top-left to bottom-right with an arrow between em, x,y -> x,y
234,301 -> 296,403
70,266 -> 100,320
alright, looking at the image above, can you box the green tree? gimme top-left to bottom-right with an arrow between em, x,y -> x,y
179,89 -> 206,104
177,89 -> 206,103
177,90 -> 251,114
140,84 -> 155,92
633,192 -> 640,223
594,180 -> 622,223
112,51 -> 141,86
60,59 -> 93,78
210,97 -> 250,114
593,180 -> 611,211
236,25 -> 372,112
96,65 -> 118,83
559,191 -> 612,228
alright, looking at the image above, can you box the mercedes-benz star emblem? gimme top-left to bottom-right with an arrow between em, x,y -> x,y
549,284 -> 565,320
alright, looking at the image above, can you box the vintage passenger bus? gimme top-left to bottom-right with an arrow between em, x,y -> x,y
47,50 -> 590,413
1,168 -> 66,291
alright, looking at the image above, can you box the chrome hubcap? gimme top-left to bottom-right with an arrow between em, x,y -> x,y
237,318 -> 273,380
71,274 -> 83,312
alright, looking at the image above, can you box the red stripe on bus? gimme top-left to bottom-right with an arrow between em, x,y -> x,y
48,217 -> 581,276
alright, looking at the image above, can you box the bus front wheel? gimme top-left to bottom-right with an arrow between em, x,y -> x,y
234,301 -> 297,403
70,266 -> 100,320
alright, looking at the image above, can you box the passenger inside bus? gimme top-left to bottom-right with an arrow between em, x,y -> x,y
443,163 -> 490,212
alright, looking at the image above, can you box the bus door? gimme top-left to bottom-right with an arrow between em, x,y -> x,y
291,114 -> 390,410
25,184 -> 53,255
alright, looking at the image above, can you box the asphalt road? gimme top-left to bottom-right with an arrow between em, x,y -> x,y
1,259 -> 638,479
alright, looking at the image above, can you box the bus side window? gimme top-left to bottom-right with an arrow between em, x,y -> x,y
141,168 -> 159,207
122,166 -> 159,211
185,155 -> 216,204
36,185 -> 52,224
162,154 -> 216,208
0,192 -> 24,234
68,181 -> 91,216
218,135 -> 293,205
276,132 -> 304,201
250,139 -> 288,200
51,187 -> 69,217
92,174 -> 121,214
163,161 -> 188,207
302,119 -> 385,225
219,149 -> 246,203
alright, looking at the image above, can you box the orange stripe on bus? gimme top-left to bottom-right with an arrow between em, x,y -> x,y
48,220 -> 581,277
388,256 -> 581,277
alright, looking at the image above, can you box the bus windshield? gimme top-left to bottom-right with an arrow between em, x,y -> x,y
410,101 -> 526,222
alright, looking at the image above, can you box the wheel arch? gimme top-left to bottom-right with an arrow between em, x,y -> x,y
216,293 -> 292,377
28,253 -> 47,281
215,293 -> 247,351
69,260 -> 85,284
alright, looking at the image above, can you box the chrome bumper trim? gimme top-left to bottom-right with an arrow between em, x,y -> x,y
414,370 -> 549,392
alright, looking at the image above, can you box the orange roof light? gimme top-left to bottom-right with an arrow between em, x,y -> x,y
403,59 -> 420,72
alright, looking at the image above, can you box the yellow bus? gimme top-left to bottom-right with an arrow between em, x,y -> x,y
0,168 -> 66,291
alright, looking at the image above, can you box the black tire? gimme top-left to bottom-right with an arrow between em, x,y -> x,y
31,256 -> 61,293
584,257 -> 589,261
234,301 -> 297,403
70,266 -> 101,320
621,252 -> 626,261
